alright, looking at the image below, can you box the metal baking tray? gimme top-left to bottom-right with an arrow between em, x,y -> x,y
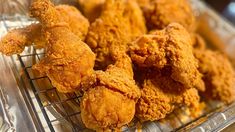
1,0 -> 235,131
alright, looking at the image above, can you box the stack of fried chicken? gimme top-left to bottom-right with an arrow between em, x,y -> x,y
0,0 -> 234,131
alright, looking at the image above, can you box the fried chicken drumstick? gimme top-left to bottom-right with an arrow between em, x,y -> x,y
0,5 -> 89,56
30,0 -> 95,93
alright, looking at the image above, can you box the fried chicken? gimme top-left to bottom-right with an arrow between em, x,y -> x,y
130,23 -> 204,91
0,5 -> 89,56
85,0 -> 146,70
78,0 -> 147,36
136,71 -> 200,121
30,0 -> 95,93
194,49 -> 235,103
124,0 -> 147,38
142,0 -> 196,32
191,33 -> 206,50
85,0 -> 131,70
0,23 -> 45,55
81,53 -> 141,131
55,5 -> 90,41
78,0 -> 105,22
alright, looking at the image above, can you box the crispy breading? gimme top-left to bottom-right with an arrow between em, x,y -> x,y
86,0 -> 146,70
0,5 -> 89,56
194,49 -> 235,103
81,54 -> 141,131
0,24 -> 45,55
30,0 -> 95,93
136,76 -> 200,121
130,23 -> 204,91
142,0 -> 196,31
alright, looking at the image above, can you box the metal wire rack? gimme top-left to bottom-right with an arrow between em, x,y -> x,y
0,15 -> 230,132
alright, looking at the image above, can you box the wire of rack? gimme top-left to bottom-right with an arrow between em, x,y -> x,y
0,15 -> 228,132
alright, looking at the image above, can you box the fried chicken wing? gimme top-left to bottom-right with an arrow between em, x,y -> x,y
142,0 -> 196,31
30,0 -> 95,93
130,23 -> 204,91
0,24 -> 45,55
136,74 -> 200,121
0,5 -> 89,56
194,49 -> 235,103
81,54 -> 141,131
85,0 -> 146,70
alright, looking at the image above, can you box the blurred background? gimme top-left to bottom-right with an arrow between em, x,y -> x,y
0,0 -> 235,26
205,0 -> 235,25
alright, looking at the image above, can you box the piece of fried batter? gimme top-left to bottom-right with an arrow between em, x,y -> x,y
130,23 -> 204,91
194,49 -> 235,103
30,0 -> 95,93
0,5 -> 89,56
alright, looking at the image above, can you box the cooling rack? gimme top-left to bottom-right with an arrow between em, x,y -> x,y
1,2 -> 235,131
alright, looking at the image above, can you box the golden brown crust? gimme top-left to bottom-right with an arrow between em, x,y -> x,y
85,0 -> 131,69
78,0 -> 105,22
124,0 -> 147,38
81,54 -> 141,131
142,0 -> 196,31
0,5 -> 89,56
31,0 -> 95,93
86,0 -> 146,70
55,5 -> 90,41
81,86 -> 136,131
194,49 -> 235,103
136,77 -> 200,121
0,24 -> 45,55
130,23 -> 204,91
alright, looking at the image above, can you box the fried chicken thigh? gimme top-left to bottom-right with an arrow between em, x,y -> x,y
86,0 -> 146,70
142,0 -> 196,31
0,5 -> 89,56
194,49 -> 235,103
81,53 -> 141,131
130,23 -> 204,91
30,0 -> 95,93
